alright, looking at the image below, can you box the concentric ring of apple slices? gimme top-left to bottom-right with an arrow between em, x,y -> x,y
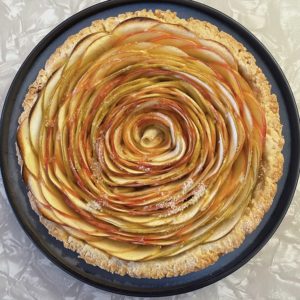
18,17 -> 266,262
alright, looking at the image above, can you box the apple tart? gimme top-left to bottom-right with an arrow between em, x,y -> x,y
17,10 -> 284,278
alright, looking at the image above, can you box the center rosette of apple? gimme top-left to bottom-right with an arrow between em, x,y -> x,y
95,96 -> 193,185
140,125 -> 164,148
18,17 -> 266,261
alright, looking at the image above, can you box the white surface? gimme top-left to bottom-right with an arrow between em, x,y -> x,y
0,0 -> 299,299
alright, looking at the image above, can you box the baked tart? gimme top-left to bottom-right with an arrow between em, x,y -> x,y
17,10 -> 284,278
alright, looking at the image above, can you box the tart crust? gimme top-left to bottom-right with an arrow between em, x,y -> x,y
18,9 -> 284,278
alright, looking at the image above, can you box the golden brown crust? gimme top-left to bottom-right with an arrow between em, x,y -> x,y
18,9 -> 284,278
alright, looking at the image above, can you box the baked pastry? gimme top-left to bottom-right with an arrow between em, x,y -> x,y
17,10 -> 284,278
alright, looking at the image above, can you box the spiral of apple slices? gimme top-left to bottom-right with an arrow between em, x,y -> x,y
17,17 -> 266,262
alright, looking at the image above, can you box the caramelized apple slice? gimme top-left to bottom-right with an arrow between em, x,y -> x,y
184,46 -> 228,65
62,225 -> 99,241
40,182 -> 76,216
152,23 -> 198,41
36,202 -> 62,224
122,30 -> 167,43
244,92 -> 266,137
210,64 -> 242,96
65,32 -> 106,70
29,94 -> 43,152
149,45 -> 188,57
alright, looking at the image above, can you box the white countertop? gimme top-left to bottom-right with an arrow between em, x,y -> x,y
0,0 -> 299,299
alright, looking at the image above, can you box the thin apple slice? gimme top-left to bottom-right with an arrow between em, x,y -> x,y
65,32 -> 106,70
119,213 -> 167,225
40,179 -> 107,235
17,118 -> 39,177
99,215 -> 173,234
36,202 -> 62,224
170,200 -> 202,225
26,171 -> 49,207
153,36 -> 197,48
184,46 -> 227,65
150,45 -> 188,57
244,92 -> 266,137
210,64 -> 242,96
51,208 -> 105,235
81,34 -> 116,64
27,170 -> 102,236
205,208 -> 244,243
53,162 -> 73,190
62,225 -> 104,241
166,235 -> 208,258
105,243 -> 160,261
122,30 -> 165,43
113,17 -> 159,37
29,93 -> 43,152
40,182 -> 77,216
88,238 -> 138,254
199,39 -> 237,69
43,66 -> 64,112
152,23 -> 198,41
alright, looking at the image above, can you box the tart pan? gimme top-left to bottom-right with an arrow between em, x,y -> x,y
0,0 -> 299,297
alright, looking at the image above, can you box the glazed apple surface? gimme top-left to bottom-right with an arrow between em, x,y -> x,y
17,17 -> 266,262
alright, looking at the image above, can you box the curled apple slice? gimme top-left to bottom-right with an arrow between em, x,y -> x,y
152,23 -> 198,41
199,39 -> 237,69
113,17 -> 159,36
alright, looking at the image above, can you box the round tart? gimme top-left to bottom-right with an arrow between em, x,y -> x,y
17,10 -> 284,278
